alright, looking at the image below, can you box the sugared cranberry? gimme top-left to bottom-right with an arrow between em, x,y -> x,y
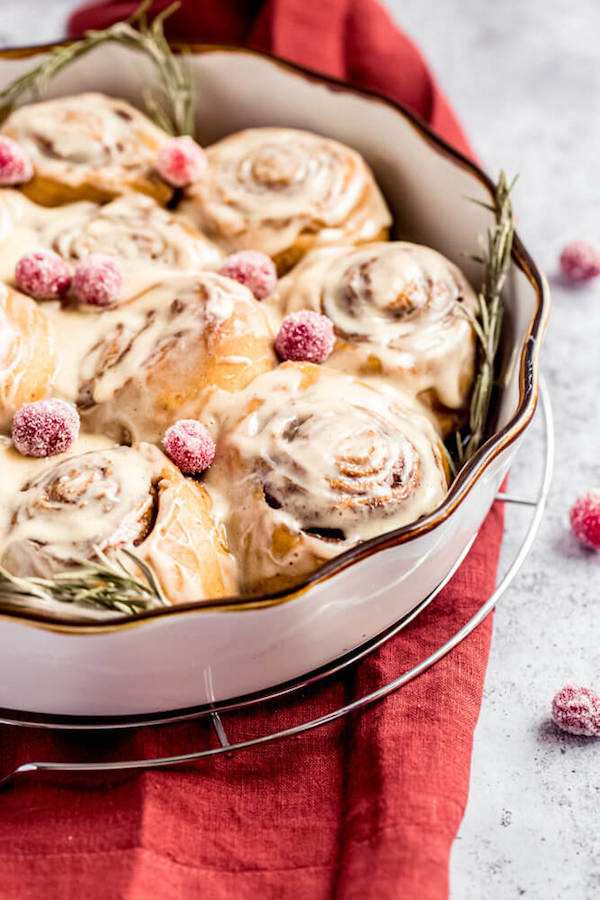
12,398 -> 80,457
156,136 -> 207,188
552,683 -> 600,736
275,310 -> 335,363
559,241 -> 600,283
0,136 -> 33,186
15,249 -> 71,301
162,419 -> 216,474
569,491 -> 600,549
219,250 -> 277,299
73,254 -> 123,308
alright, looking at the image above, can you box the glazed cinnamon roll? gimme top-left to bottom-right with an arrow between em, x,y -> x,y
52,194 -> 222,273
270,242 -> 478,431
178,128 -> 391,273
75,271 -> 276,443
206,362 -> 449,595
0,190 -> 222,297
0,190 -> 93,283
0,282 -> 57,431
1,93 -> 171,206
1,442 -> 237,608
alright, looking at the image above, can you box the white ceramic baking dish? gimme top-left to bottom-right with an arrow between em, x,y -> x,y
0,42 -> 549,718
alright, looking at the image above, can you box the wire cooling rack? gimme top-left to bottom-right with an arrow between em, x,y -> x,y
0,377 -> 553,787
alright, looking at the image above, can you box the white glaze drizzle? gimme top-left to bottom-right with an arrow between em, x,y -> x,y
268,241 -> 478,411
0,190 -> 222,300
1,93 -> 168,192
178,127 -> 391,256
0,432 -> 115,551
2,443 -> 155,575
0,282 -> 57,429
205,363 -> 448,590
0,438 -> 237,609
32,271 -> 239,409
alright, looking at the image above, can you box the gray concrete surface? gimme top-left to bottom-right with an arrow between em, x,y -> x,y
385,3 -> 600,898
2,2 -> 599,897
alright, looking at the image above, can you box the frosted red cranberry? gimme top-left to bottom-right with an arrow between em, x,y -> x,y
12,398 -> 80,457
275,310 -> 335,363
552,683 -> 600,736
163,419 -> 215,474
559,241 -> 600,283
15,249 -> 71,301
569,491 -> 600,549
73,254 -> 123,307
156,136 -> 207,188
0,136 -> 33,186
219,251 -> 277,299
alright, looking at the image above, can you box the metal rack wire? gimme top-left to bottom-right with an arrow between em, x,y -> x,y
0,377 -> 553,788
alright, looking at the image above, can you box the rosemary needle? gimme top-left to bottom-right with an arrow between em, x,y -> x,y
0,549 -> 169,616
452,171 -> 517,465
0,0 -> 194,137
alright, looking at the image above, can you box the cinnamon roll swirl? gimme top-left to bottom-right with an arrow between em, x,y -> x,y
206,363 -> 449,594
75,271 -> 276,443
0,190 -> 222,298
1,94 -> 171,206
0,282 -> 57,431
178,128 -> 391,273
270,242 -> 478,430
1,442 -> 237,607
52,194 -> 222,273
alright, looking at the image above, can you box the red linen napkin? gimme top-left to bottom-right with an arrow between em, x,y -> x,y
70,0 -> 471,156
0,3 -> 503,898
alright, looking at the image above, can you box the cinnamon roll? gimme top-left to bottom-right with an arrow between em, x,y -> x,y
53,193 -> 222,272
206,362 -> 449,595
1,94 -> 171,206
0,190 -> 222,297
178,128 -> 391,273
0,190 -> 94,285
0,282 -> 57,431
269,242 -> 478,431
1,442 -> 237,608
75,271 -> 276,443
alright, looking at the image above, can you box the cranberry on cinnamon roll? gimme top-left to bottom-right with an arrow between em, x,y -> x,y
0,282 -> 57,431
1,94 -> 171,206
76,271 -> 276,443
0,190 -> 222,300
206,363 -> 449,595
1,442 -> 237,608
270,242 -> 479,432
178,128 -> 391,273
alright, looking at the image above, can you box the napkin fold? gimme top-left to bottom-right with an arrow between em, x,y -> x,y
0,3 -> 502,898
69,0 -> 471,156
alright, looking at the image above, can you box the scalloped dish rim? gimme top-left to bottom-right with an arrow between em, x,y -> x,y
0,40 -> 550,632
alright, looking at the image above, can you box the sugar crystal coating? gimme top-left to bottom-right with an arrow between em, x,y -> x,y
73,254 -> 123,307
569,491 -> 600,549
0,136 -> 33,186
552,683 -> 600,736
275,310 -> 335,363
157,136 -> 207,188
162,419 -> 216,474
219,250 -> 277,299
12,398 -> 80,458
560,241 -> 600,283
15,249 -> 72,301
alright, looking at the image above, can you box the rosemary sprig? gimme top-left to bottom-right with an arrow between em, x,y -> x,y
453,171 -> 517,465
0,0 -> 194,136
0,547 -> 168,616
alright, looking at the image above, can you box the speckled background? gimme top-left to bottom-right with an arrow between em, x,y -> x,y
2,1 -> 600,896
